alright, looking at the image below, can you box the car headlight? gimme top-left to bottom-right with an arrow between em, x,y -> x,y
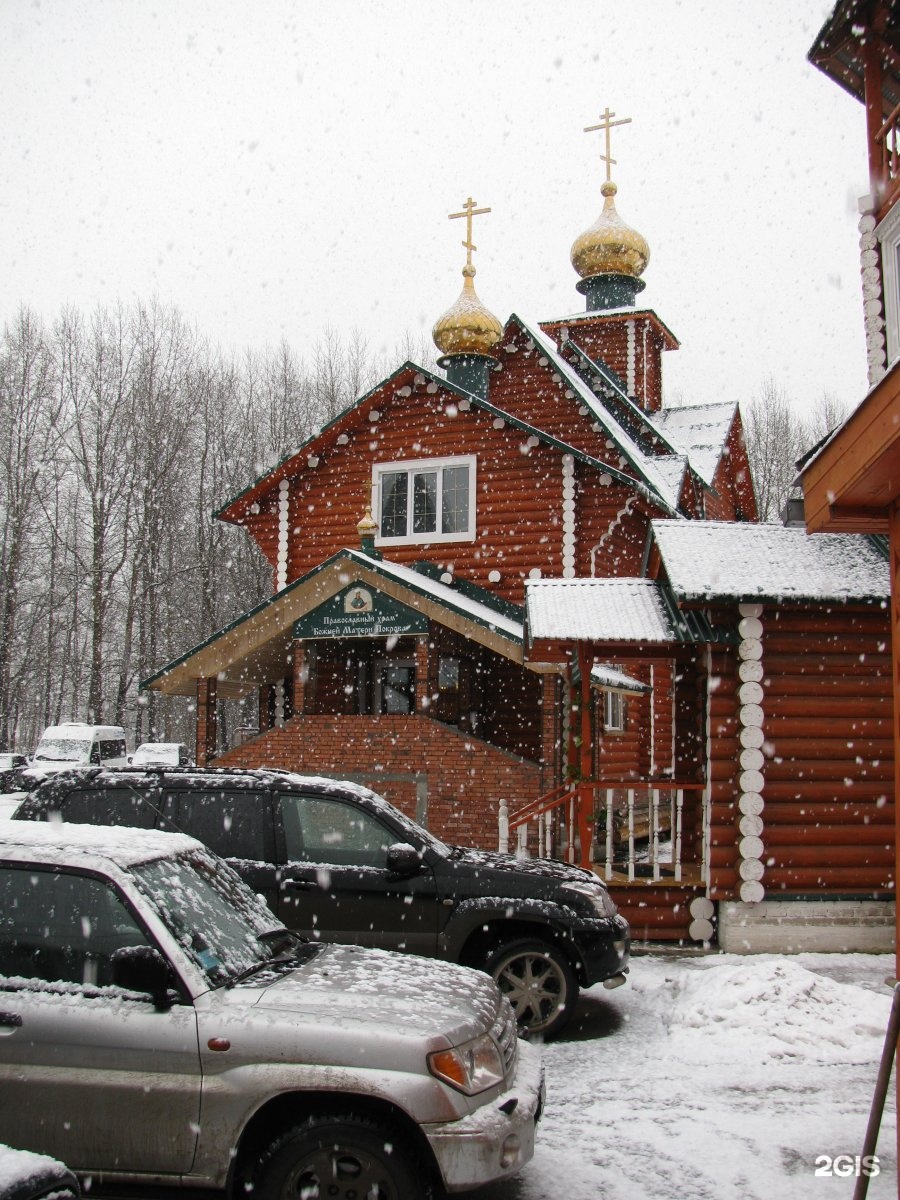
562,881 -> 618,918
428,1033 -> 505,1095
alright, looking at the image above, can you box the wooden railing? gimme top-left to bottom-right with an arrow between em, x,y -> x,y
875,101 -> 900,213
500,779 -> 707,883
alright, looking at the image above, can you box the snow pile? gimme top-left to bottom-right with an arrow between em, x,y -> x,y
660,958 -> 891,1062
0,1142 -> 72,1193
480,953 -> 897,1200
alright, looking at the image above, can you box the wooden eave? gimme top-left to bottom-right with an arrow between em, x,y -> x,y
540,309 -> 680,353
525,637 -> 700,663
801,360 -> 900,532
559,338 -> 685,459
504,314 -> 680,514
809,1 -> 900,113
142,551 -> 525,699
213,362 -> 428,525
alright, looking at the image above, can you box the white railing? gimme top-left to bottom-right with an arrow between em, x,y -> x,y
503,780 -> 706,881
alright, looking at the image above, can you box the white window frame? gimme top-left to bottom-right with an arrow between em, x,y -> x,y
604,690 -> 625,733
372,455 -> 477,546
876,202 -> 900,367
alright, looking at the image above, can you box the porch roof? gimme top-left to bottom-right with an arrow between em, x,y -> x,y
525,577 -> 720,650
591,664 -> 651,693
652,520 -> 891,604
141,549 -> 524,700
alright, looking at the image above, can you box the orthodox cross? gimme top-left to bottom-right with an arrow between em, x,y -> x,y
448,196 -> 491,267
583,107 -> 632,182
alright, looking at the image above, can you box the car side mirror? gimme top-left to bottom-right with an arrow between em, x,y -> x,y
385,842 -> 421,877
111,945 -> 175,1009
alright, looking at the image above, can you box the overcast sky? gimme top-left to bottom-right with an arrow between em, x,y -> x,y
1,1 -> 869,417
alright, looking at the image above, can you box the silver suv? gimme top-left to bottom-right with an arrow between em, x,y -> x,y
0,823 -> 543,1198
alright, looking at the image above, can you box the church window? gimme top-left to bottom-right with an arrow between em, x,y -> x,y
374,456 -> 476,544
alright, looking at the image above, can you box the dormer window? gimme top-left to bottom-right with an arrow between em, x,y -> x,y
373,456 -> 476,545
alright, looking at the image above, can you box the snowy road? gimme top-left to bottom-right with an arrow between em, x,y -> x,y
464,952 -> 898,1200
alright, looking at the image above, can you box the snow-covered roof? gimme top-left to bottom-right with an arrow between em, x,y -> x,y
651,454 -> 689,498
653,402 -> 737,488
526,578 -> 704,643
512,317 -> 738,506
511,315 -> 681,512
652,520 -> 890,603
591,663 -> 651,693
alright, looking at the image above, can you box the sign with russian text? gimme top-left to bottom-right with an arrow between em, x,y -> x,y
292,584 -> 428,639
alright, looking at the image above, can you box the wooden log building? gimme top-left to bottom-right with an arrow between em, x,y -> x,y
144,109 -> 893,947
800,0 -> 900,965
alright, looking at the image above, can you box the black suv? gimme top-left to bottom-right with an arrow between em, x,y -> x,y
14,766 -> 630,1037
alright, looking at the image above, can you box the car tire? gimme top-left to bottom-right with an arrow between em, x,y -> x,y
485,937 -> 578,1039
252,1113 -> 433,1200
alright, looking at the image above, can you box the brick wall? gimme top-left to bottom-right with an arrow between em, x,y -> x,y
215,713 -> 541,849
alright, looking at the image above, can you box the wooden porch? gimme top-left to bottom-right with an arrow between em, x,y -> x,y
501,778 -> 713,942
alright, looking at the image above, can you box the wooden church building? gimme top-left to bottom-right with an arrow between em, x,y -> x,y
145,115 -> 893,948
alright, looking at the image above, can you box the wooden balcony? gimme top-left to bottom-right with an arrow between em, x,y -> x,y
875,100 -> 900,217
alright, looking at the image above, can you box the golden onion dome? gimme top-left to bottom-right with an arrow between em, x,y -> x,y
432,264 -> 502,358
570,181 -> 650,281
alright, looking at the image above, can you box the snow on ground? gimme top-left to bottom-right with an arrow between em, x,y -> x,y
465,952 -> 897,1200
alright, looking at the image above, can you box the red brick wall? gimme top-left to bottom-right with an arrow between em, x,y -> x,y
215,713 -> 541,849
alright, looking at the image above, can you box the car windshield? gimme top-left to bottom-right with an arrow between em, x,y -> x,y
130,848 -> 284,987
34,738 -> 90,762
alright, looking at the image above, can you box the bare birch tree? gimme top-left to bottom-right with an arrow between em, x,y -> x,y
743,379 -> 850,522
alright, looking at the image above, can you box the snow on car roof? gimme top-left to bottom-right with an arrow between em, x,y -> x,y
652,519 -> 891,603
0,820 -> 200,868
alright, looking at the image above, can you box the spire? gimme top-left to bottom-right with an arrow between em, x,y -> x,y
432,196 -> 502,398
570,107 -> 650,311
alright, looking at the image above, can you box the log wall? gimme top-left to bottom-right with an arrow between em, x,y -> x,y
760,605 -> 894,894
708,604 -> 894,901
235,371 -> 669,605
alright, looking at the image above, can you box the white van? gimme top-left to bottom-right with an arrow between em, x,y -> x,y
23,722 -> 128,786
130,742 -> 191,767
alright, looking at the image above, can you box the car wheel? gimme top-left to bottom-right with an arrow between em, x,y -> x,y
485,937 -> 578,1039
252,1114 -> 432,1200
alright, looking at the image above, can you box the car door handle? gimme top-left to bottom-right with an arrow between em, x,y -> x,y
0,1011 -> 23,1028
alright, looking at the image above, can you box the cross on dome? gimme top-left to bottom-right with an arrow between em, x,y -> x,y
448,196 -> 492,272
583,106 -> 632,183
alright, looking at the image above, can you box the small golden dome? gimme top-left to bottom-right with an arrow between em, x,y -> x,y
357,505 -> 378,537
570,181 -> 650,281
432,265 -> 503,358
